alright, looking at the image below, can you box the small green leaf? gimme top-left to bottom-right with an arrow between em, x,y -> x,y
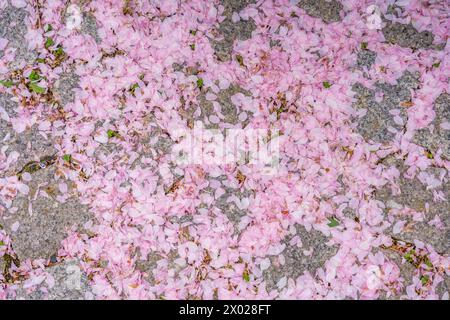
45,24 -> 53,32
276,105 -> 286,118
0,79 -> 14,88
404,250 -> 416,264
54,46 -> 64,57
243,270 -> 250,282
107,129 -> 119,138
361,42 -> 368,50
63,154 -> 72,162
29,82 -> 46,94
236,54 -> 244,67
189,30 -> 197,36
36,58 -> 46,63
189,44 -> 195,50
196,78 -> 203,89
129,83 -> 139,93
432,61 -> 440,68
45,37 -> 55,49
420,275 -> 430,286
425,149 -> 434,159
423,256 -> 433,269
323,81 -> 332,89
0,240 -> 5,246
28,70 -> 41,81
327,217 -> 339,227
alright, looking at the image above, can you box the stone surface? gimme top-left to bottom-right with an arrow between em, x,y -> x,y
0,126 -> 56,177
0,92 -> 18,117
353,71 -> 419,143
136,250 -> 180,287
211,1 -> 257,62
382,22 -> 434,50
196,84 -> 253,129
0,72 -> 56,179
0,5 -> 36,67
298,0 -> 343,24
135,251 -> 163,285
213,177 -> 253,235
380,243 -> 449,300
80,12 -> 101,43
53,71 -> 80,107
356,49 -> 377,70
436,275 -> 450,299
220,0 -> 256,13
413,94 -> 450,160
0,166 -> 91,261
1,3 -> 90,275
375,157 -> 450,255
13,259 -> 91,300
129,113 -> 175,170
264,226 -> 338,291
378,248 -> 416,299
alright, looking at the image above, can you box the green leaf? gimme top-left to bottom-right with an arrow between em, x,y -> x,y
36,58 -> 46,63
29,82 -> 46,94
63,154 -> 72,162
432,61 -> 440,68
323,81 -> 332,89
45,37 -> 55,49
327,217 -> 339,227
420,275 -> 429,286
196,78 -> 203,89
45,24 -> 53,32
0,240 -> 4,246
129,83 -> 139,93
0,79 -> 14,88
28,70 -> 41,81
189,44 -> 195,50
243,270 -> 250,282
189,30 -> 197,36
107,129 -> 119,138
425,149 -> 434,159
54,46 -> 64,57
236,54 -> 244,67
403,250 -> 415,264
276,105 -> 287,119
423,256 -> 433,269
361,42 -> 368,50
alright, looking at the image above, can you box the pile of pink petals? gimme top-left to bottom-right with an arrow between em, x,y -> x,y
0,0 -> 449,300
